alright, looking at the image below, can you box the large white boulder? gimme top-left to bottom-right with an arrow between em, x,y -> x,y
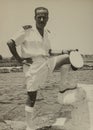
58,87 -> 86,105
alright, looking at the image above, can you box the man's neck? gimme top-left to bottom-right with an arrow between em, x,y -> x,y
36,26 -> 44,37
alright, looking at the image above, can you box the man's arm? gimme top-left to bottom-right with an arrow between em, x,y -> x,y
49,49 -> 62,56
7,39 -> 23,63
49,49 -> 78,56
7,39 -> 33,65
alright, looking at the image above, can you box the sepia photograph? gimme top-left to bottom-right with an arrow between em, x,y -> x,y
0,0 -> 93,130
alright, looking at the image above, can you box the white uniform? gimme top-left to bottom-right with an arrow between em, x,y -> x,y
12,25 -> 56,91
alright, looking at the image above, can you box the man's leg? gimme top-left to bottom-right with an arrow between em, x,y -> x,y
25,91 -> 37,130
54,54 -> 70,70
26,91 -> 37,107
54,54 -> 71,91
54,54 -> 78,71
25,62 -> 49,130
59,64 -> 71,92
53,54 -> 77,104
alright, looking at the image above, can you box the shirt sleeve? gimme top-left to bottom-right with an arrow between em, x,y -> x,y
11,27 -> 25,46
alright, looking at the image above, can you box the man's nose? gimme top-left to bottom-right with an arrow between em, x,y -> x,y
40,17 -> 44,22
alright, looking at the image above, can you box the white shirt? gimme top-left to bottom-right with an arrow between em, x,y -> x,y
12,25 -> 51,58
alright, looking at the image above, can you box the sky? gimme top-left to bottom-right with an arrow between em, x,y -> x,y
0,0 -> 93,57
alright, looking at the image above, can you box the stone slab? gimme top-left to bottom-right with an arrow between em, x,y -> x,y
5,120 -> 26,130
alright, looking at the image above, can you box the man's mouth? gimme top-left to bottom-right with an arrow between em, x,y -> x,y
39,23 -> 45,26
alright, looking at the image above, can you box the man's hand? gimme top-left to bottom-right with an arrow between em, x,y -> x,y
68,49 -> 78,54
62,49 -> 78,55
21,58 -> 33,66
16,57 -> 23,64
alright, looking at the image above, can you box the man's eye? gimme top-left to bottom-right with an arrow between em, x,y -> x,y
38,16 -> 47,19
38,17 -> 41,19
37,17 -> 42,20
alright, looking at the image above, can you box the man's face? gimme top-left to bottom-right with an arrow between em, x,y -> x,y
35,10 -> 48,29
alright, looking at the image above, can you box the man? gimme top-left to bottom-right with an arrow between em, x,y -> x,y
7,7 -> 78,130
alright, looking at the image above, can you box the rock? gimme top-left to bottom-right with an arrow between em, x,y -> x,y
5,120 -> 26,130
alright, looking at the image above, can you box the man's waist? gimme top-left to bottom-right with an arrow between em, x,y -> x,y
23,55 -> 50,63
24,55 -> 49,59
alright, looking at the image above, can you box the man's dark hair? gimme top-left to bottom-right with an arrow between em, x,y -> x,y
35,7 -> 49,15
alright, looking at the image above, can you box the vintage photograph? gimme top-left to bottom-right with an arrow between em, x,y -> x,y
0,0 -> 93,130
